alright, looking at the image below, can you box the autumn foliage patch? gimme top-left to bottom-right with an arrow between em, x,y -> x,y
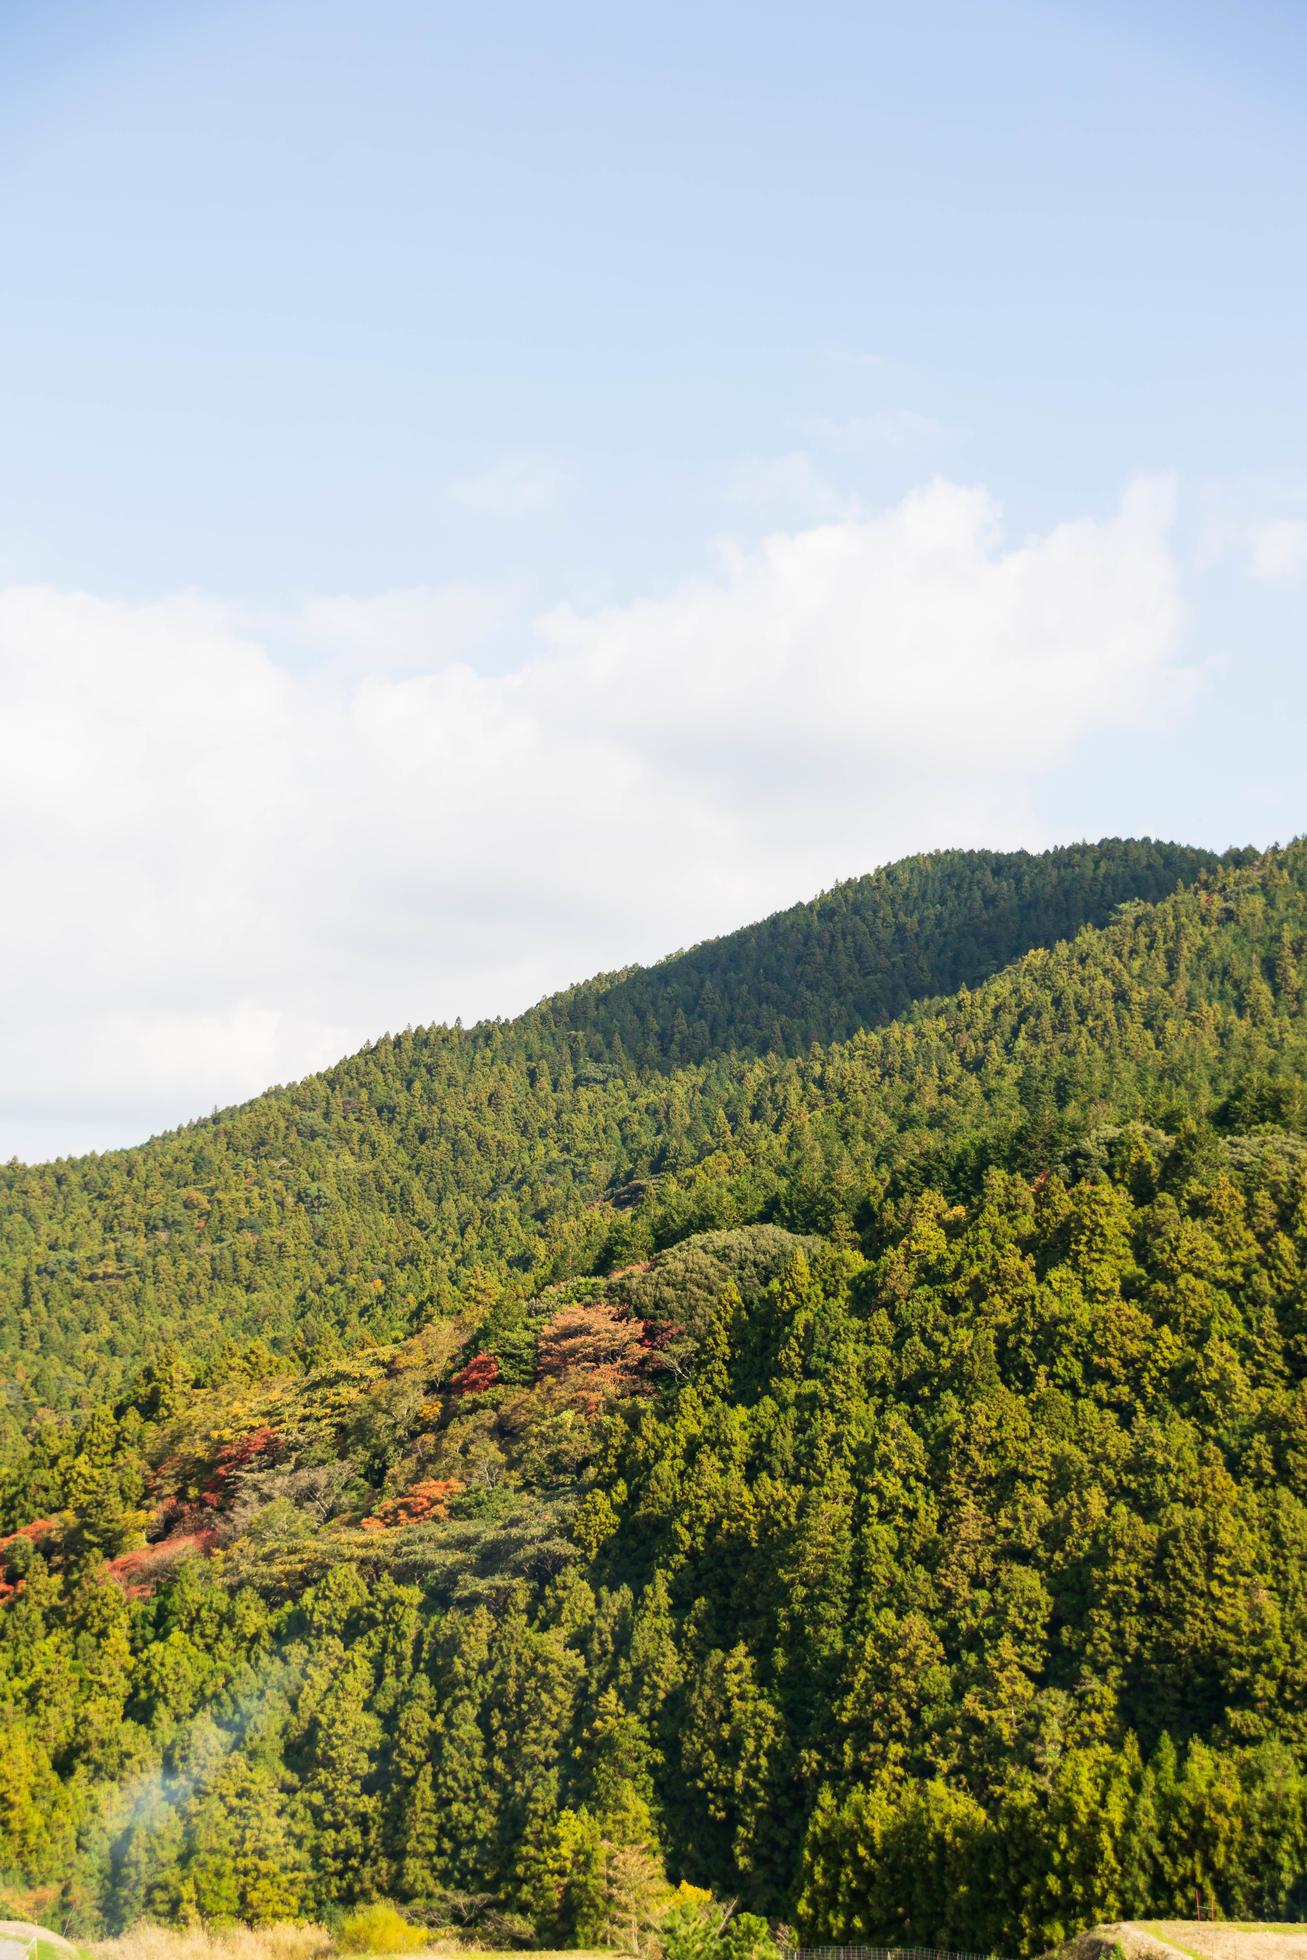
360,1477 -> 462,1530
200,1425 -> 281,1509
449,1351 -> 500,1394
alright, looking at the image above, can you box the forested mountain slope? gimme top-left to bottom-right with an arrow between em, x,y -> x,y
519,839 -> 1230,1066
3,839 -> 1307,1950
0,840 -> 1237,1412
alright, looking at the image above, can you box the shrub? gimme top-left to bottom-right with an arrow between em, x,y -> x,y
337,1901 -> 428,1954
660,1889 -> 782,1960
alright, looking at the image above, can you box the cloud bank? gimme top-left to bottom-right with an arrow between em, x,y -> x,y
0,478 -> 1190,1160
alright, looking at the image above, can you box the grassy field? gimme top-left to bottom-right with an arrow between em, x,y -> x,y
1066,1922 -> 1307,1960
1139,1922 -> 1307,1960
0,1922 -> 87,1960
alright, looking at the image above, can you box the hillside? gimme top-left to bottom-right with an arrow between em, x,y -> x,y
0,839 -> 1240,1417
3,839 -> 1307,1949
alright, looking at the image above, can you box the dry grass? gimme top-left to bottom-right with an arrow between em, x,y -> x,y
1140,1926 -> 1307,1960
91,1926 -> 332,1960
88,1929 -> 608,1960
1059,1925 -> 1307,1960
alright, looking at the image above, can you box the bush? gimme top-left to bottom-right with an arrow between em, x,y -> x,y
661,1889 -> 782,1960
337,1901 -> 428,1954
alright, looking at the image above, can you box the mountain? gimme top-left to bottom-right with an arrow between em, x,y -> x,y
3,836 -> 1307,1951
0,838 -> 1236,1414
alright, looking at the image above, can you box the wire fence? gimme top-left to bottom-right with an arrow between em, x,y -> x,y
784,1946 -> 1009,1960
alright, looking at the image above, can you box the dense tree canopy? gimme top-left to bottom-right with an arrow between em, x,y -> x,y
2,836 -> 1306,1949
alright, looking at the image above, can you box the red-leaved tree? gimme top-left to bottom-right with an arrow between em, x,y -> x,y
450,1352 -> 500,1394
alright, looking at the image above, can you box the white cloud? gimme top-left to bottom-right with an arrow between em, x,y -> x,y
450,453 -> 570,517
725,410 -> 952,526
294,582 -> 511,672
0,477 -> 1192,1161
1191,482 -> 1307,583
1247,518 -> 1307,584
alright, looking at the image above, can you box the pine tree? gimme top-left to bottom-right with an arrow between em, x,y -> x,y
186,1754 -> 307,1924
430,1690 -> 498,1891
397,1763 -> 442,1904
300,1655 -> 385,1907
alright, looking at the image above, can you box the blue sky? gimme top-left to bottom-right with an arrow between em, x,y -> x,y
0,0 -> 1304,1157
